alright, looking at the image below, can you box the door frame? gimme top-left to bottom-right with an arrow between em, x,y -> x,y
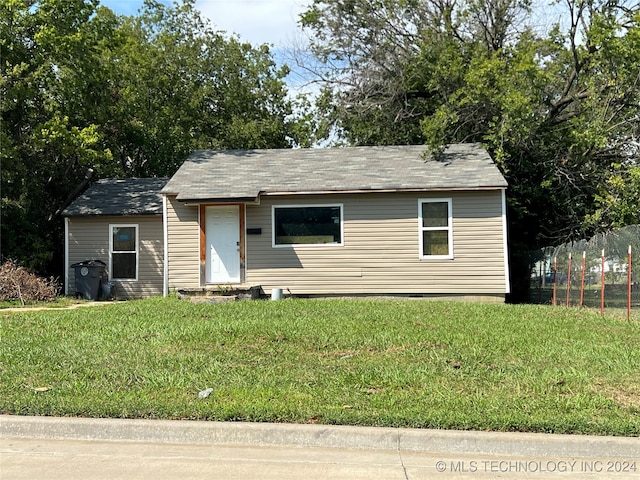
199,204 -> 245,285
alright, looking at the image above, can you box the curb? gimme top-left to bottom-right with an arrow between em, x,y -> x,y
1,415 -> 637,457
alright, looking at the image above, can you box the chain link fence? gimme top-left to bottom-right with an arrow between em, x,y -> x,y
529,225 -> 639,320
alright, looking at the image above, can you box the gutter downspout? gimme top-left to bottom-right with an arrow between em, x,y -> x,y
163,195 -> 169,297
64,217 -> 70,296
501,189 -> 511,295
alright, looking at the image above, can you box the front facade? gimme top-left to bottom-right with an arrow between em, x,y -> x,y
162,144 -> 510,301
63,145 -> 510,300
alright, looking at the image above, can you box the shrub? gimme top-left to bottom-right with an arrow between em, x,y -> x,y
0,260 -> 59,304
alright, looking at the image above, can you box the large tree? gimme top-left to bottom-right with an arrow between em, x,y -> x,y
299,0 -> 640,300
1,0 -> 112,271
1,0 -> 306,275
100,0 -> 300,177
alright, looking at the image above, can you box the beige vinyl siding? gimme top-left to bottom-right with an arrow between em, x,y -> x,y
67,216 -> 163,298
245,191 -> 507,296
166,195 -> 201,290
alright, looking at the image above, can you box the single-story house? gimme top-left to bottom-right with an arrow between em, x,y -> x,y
63,178 -> 167,298
63,144 -> 510,301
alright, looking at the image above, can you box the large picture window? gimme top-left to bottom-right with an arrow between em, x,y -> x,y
110,224 -> 138,280
273,205 -> 343,246
419,199 -> 453,259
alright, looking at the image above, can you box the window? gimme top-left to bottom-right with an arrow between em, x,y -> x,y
110,224 -> 138,280
273,205 -> 343,246
419,199 -> 453,259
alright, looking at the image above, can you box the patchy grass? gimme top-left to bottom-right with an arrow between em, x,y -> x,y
1,297 -> 638,435
592,307 -> 640,323
0,296 -> 80,309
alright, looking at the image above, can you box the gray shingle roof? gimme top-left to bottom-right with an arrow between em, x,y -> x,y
63,178 -> 167,217
162,143 -> 506,202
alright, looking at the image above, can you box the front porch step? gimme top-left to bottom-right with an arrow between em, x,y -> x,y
177,285 -> 263,303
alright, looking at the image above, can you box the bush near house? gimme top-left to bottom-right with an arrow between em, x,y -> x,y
0,260 -> 59,304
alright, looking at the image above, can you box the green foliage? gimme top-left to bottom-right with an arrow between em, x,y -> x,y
102,1 -> 296,175
1,0 -> 113,271
1,0 -> 310,274
587,166 -> 640,229
300,0 -> 640,300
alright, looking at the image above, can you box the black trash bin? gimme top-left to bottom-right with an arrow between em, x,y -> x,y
71,260 -> 106,300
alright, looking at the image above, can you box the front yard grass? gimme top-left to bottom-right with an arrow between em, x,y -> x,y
1,297 -> 638,435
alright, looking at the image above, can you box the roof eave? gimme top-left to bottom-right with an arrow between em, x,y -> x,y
63,211 -> 163,218
180,196 -> 260,205
260,185 -> 507,196
168,185 -> 507,204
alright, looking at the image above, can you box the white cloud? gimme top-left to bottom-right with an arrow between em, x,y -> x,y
100,0 -> 315,93
195,0 -> 309,47
101,1 -> 309,48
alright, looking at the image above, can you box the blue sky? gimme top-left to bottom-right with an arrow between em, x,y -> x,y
100,0 -> 313,92
100,0 -> 308,48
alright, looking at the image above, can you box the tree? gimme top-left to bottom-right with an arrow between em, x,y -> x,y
100,1 -> 298,177
1,0 -> 307,276
298,0 -> 444,145
299,0 -> 640,300
587,165 -> 640,229
1,0 -> 113,271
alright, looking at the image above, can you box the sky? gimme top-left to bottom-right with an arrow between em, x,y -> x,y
100,0 -> 310,48
100,0 -> 313,91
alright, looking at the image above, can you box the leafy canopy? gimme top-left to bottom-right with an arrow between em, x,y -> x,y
1,0 -> 310,274
299,0 -> 640,298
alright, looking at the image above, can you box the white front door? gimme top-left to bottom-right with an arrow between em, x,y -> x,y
205,206 -> 240,283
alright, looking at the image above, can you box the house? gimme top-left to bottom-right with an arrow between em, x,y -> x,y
63,178 -> 167,298
162,143 -> 510,301
63,144 -> 510,301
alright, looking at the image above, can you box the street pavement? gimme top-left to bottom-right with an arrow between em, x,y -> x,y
1,415 -> 638,479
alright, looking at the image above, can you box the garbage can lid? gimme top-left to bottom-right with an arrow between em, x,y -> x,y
71,260 -> 106,267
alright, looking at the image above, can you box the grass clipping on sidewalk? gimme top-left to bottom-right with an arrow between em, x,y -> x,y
1,297 -> 638,435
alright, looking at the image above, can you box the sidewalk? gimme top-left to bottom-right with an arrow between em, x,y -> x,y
1,415 -> 638,479
0,301 -> 115,313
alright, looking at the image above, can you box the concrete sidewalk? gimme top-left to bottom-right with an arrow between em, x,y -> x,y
1,415 -> 638,479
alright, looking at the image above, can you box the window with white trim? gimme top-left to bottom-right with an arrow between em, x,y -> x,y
110,224 -> 138,280
273,204 -> 343,247
418,199 -> 453,259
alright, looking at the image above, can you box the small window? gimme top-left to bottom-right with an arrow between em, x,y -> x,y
110,224 -> 138,280
273,205 -> 343,246
419,199 -> 453,259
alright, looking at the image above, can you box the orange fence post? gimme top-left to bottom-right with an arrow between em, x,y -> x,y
566,253 -> 572,307
601,249 -> 605,317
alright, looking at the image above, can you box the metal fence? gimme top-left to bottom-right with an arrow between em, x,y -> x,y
529,225 -> 639,320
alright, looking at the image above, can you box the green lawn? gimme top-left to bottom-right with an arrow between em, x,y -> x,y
1,297 -> 638,435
